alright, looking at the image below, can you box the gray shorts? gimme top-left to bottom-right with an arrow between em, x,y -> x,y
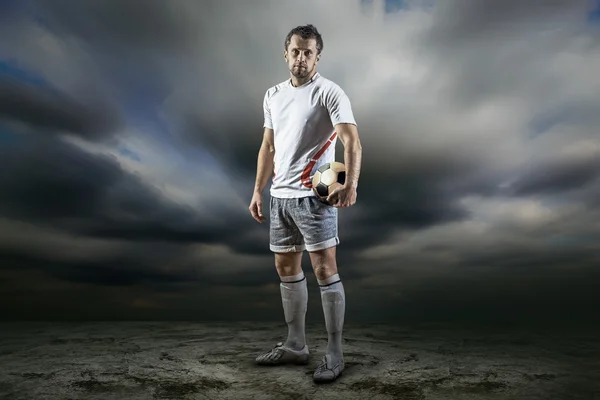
269,196 -> 339,253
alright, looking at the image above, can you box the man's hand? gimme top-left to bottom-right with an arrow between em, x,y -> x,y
326,184 -> 357,208
249,192 -> 265,223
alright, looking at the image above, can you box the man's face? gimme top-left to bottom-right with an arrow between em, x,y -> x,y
285,35 -> 319,79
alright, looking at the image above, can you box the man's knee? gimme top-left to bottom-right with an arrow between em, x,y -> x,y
275,252 -> 303,277
309,247 -> 338,280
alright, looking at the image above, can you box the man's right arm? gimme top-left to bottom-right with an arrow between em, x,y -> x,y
249,128 -> 274,223
253,127 -> 275,195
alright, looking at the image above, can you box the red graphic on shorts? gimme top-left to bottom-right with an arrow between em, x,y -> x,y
300,132 -> 337,188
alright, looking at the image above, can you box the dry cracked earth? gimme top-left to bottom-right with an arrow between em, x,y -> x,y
1,322 -> 599,399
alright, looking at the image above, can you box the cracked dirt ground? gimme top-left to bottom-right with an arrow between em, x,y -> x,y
1,322 -> 599,399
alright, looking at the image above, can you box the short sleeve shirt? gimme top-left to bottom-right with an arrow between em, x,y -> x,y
263,72 -> 356,198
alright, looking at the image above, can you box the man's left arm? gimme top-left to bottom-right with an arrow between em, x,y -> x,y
322,85 -> 362,207
328,123 -> 362,207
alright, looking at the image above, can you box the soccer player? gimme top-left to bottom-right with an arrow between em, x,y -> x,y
249,24 -> 362,383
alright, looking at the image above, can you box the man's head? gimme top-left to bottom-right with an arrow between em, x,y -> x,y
284,24 -> 323,80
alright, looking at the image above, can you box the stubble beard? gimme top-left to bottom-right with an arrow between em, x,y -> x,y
291,64 -> 311,79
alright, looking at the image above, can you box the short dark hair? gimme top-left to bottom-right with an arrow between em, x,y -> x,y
284,24 -> 323,55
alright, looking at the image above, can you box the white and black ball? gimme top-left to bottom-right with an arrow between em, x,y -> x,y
311,161 -> 346,201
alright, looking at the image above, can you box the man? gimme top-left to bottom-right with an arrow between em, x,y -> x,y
248,24 -> 362,383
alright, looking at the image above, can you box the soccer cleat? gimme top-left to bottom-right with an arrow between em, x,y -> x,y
313,354 -> 344,383
255,342 -> 310,365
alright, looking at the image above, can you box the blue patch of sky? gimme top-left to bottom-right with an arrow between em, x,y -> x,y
118,148 -> 141,162
361,0 -> 405,13
0,0 -> 24,17
529,112 -> 565,139
385,0 -> 404,13
0,58 -> 51,145
588,0 -> 600,23
0,59 -> 48,88
0,57 -> 80,109
528,98 -> 598,139
364,0 -> 436,12
0,127 -> 17,145
528,105 -> 580,139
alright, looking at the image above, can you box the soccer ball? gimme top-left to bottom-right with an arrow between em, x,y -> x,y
312,161 -> 346,200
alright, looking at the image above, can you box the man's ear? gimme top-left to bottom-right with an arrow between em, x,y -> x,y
284,50 -> 288,61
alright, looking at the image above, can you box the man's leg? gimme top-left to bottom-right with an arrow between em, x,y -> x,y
276,252 -> 308,351
309,246 -> 346,382
292,197 -> 345,382
255,197 -> 310,366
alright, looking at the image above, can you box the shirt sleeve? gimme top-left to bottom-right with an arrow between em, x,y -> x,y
263,90 -> 273,129
324,85 -> 357,127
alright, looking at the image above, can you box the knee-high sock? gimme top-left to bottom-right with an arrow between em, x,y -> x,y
280,271 -> 308,350
318,273 -> 345,360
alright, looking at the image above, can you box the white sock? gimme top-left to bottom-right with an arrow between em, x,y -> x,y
280,271 -> 308,351
318,273 -> 345,361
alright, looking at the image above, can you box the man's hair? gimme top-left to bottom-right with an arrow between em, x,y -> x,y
284,24 -> 323,55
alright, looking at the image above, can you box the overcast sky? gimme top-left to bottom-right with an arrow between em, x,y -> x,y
0,0 -> 599,326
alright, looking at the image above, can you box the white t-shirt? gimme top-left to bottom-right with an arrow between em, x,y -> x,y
263,72 -> 356,198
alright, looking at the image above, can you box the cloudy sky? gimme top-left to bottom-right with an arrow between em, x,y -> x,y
0,0 -> 599,326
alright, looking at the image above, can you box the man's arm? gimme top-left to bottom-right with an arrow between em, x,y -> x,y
321,84 -> 361,207
249,128 -> 274,223
254,128 -> 275,194
336,123 -> 362,189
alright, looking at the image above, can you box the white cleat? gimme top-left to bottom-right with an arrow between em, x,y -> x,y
255,342 -> 310,366
313,354 -> 344,383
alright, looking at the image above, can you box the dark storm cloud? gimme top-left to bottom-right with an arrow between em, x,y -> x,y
462,240 -> 598,271
507,155 -> 600,196
340,178 -> 468,251
444,144 -> 600,201
0,135 -> 114,220
389,265 -> 600,325
0,77 -> 121,140
580,178 -> 600,208
29,0 -> 197,55
59,265 -> 175,286
0,134 -> 246,245
124,0 -> 600,259
353,218 -> 600,324
0,0 -> 599,325
194,267 -> 276,288
0,248 -> 196,287
179,111 -> 264,180
0,126 -> 275,294
414,0 -> 594,117
29,0 -> 281,182
225,227 -> 270,256
429,0 -> 589,41
389,242 -> 600,324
